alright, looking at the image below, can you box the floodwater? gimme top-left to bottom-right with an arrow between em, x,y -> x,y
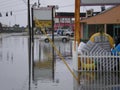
0,33 -> 120,90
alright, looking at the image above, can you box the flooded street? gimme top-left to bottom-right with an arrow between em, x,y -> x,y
0,33 -> 120,90
0,35 -> 29,90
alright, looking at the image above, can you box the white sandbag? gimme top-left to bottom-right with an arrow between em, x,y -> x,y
78,42 -> 87,54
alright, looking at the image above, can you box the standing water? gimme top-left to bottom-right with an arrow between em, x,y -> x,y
0,35 -> 29,90
0,34 -> 120,90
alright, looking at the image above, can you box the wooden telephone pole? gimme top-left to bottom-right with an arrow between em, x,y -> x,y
74,0 -> 80,48
74,0 -> 81,70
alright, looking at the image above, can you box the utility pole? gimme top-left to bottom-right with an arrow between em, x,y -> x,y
27,0 -> 31,90
74,0 -> 80,46
74,0 -> 81,73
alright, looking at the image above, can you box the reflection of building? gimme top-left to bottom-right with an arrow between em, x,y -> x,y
81,5 -> 120,41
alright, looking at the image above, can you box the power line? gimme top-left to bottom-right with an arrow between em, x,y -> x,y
14,8 -> 27,13
0,2 -> 26,9
22,0 -> 27,5
0,0 -> 22,7
0,0 -> 27,15
0,0 -> 27,10
0,8 -> 27,17
60,4 -> 74,8
0,0 -> 18,4
0,0 -> 14,3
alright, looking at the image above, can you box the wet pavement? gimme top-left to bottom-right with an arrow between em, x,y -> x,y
0,33 -> 120,90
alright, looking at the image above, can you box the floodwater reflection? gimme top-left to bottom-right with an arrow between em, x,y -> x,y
33,38 -> 120,90
33,39 -> 73,83
0,35 -> 28,90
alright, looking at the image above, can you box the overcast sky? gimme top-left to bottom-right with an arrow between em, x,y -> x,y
0,0 -> 113,27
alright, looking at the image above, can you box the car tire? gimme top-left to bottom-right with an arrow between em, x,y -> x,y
44,39 -> 49,43
62,38 -> 67,42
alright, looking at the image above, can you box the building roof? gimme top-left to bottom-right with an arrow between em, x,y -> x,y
55,12 -> 100,18
81,5 -> 120,24
55,12 -> 86,18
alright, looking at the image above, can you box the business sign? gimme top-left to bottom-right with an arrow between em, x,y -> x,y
33,7 -> 52,20
81,0 -> 120,5
33,7 -> 52,28
35,20 -> 52,28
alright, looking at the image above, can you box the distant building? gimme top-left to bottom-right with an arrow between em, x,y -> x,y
54,12 -> 86,31
54,11 -> 100,31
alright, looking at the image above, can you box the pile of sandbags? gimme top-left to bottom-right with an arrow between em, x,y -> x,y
78,40 -> 110,55
78,40 -> 117,71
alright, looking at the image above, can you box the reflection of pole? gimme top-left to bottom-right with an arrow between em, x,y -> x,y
27,0 -> 31,90
39,42 -> 41,61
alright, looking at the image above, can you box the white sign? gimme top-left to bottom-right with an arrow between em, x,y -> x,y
81,0 -> 120,5
33,7 -> 52,20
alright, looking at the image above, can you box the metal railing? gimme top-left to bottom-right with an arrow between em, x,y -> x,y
78,53 -> 120,72
73,42 -> 120,72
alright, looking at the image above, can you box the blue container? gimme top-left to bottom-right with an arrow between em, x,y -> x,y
112,44 -> 120,55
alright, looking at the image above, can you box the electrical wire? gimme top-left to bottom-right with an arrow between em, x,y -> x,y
0,0 -> 18,5
0,0 -> 27,10
0,3 -> 26,9
22,0 -> 27,5
60,4 -> 74,8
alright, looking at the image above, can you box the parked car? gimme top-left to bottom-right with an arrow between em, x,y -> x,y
40,34 -> 70,43
56,29 -> 74,37
63,30 -> 74,37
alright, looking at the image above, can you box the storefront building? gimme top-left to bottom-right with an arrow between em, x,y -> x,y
81,5 -> 120,41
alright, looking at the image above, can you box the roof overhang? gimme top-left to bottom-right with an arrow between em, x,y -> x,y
81,0 -> 120,6
81,5 -> 120,24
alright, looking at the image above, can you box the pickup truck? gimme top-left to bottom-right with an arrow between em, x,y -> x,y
40,34 -> 70,43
